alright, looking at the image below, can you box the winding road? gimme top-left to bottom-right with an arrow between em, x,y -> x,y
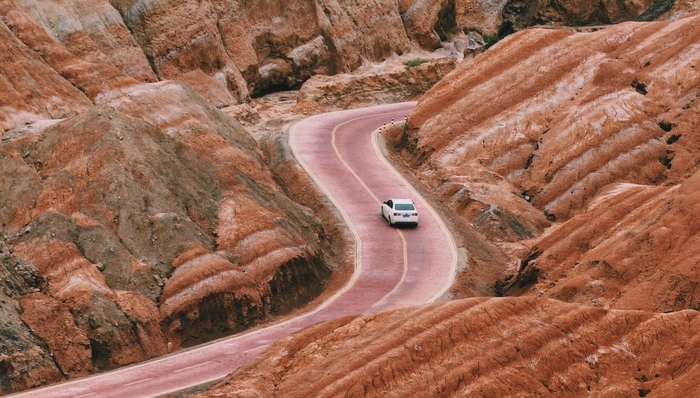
10,102 -> 457,398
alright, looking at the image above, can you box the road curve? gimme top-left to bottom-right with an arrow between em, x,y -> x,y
10,102 -> 457,398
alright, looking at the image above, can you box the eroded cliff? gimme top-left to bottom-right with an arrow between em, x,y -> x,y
387,13 -> 700,311
2,0 -> 699,395
0,0 -> 473,393
198,297 -> 700,397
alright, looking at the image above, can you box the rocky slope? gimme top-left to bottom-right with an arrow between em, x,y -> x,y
0,0 -> 474,394
2,0 -> 699,395
388,12 -> 700,310
200,9 -> 700,398
199,297 -> 700,398
2,76 -> 334,385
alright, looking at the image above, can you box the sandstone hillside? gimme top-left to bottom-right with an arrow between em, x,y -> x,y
0,0 -> 482,394
201,9 -> 700,398
390,13 -> 700,311
2,0 -> 699,395
1,49 -> 333,396
199,297 -> 700,398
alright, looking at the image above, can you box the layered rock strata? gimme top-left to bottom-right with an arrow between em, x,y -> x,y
0,1 -> 335,392
388,13 -> 700,308
198,297 -> 700,397
2,0 -> 528,113
2,0 -> 698,395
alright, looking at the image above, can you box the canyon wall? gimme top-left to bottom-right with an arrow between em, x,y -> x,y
5,0 -> 657,124
199,296 -> 700,398
1,0 -> 695,394
8,0 -> 467,109
200,9 -> 700,398
388,13 -> 700,311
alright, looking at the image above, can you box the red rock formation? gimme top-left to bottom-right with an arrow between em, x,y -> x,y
198,297 -> 700,397
0,18 -> 92,131
0,0 -> 474,118
504,170 -> 700,312
2,0 -> 698,395
0,239 -> 64,393
399,0 -> 447,50
111,0 -> 411,102
388,14 -> 700,308
317,0 -> 413,71
13,235 -> 169,370
11,0 -> 157,83
297,56 -> 457,110
1,0 -> 335,390
1,4 -> 140,100
3,89 -> 333,362
20,293 -> 93,377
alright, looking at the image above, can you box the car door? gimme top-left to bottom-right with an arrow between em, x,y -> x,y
382,200 -> 393,220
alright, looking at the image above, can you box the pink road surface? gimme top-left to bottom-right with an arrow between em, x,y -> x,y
10,102 -> 457,398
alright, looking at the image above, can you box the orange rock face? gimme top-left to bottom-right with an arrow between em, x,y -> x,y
388,14 -> 700,305
12,0 -> 157,83
198,297 -> 700,397
108,0 -> 446,101
297,57 -> 458,110
0,0 -> 339,392
504,169 -> 700,312
20,293 -> 93,377
188,12 -> 700,398
3,0 -> 698,395
0,17 -> 92,130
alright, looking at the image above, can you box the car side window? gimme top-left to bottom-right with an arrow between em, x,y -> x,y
387,200 -> 393,208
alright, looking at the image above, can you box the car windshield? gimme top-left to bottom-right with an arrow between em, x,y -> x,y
395,203 -> 415,211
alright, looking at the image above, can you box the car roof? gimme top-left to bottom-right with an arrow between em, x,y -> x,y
390,198 -> 414,204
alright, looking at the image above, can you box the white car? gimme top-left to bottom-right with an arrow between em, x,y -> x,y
381,198 -> 418,226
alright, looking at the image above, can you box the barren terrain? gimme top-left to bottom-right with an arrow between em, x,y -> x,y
199,9 -> 700,398
0,0 -> 464,393
2,0 -> 700,397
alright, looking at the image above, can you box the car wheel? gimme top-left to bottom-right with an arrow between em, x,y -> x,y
387,215 -> 393,226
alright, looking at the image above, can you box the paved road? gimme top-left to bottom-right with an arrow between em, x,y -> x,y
11,102 -> 457,398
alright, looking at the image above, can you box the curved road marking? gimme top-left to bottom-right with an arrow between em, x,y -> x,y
370,128 -> 459,302
173,361 -> 212,373
288,119 -> 365,315
329,116 -> 411,308
123,378 -> 152,387
331,118 -> 382,203
372,229 -> 409,308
